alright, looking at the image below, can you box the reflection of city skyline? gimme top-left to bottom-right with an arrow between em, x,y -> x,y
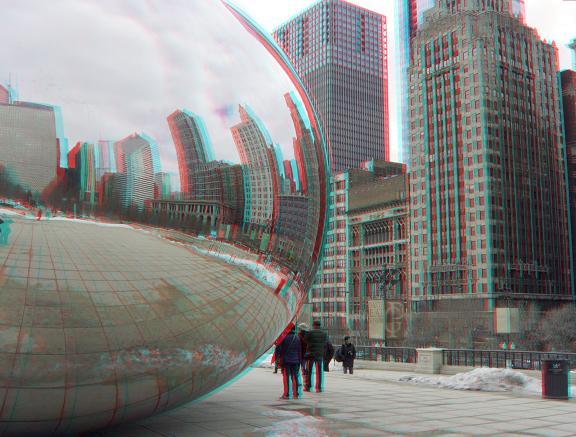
0,81 -> 324,275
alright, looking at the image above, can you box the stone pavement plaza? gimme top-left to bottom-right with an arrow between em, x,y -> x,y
88,367 -> 576,437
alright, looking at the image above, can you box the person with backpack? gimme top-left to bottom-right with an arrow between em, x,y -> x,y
277,325 -> 302,399
303,320 -> 327,392
340,336 -> 356,374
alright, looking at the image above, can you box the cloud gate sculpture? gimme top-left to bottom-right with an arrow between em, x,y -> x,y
0,1 -> 328,435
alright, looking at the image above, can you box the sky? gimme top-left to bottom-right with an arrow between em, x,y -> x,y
1,0 -> 574,175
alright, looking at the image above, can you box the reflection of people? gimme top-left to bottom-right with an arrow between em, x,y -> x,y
277,325 -> 302,399
0,217 -> 11,246
341,336 -> 356,375
303,320 -> 327,392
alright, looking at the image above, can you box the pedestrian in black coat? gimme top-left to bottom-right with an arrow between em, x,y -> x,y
277,326 -> 302,399
341,336 -> 356,374
324,340 -> 334,372
303,320 -> 327,392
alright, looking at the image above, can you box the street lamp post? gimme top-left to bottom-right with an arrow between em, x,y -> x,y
376,264 -> 402,346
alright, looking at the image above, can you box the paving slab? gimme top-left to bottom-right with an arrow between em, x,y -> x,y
88,367 -> 576,437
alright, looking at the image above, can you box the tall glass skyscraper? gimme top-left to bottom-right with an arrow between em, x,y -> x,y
274,0 -> 389,173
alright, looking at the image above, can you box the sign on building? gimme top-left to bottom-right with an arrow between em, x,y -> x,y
495,307 -> 520,334
368,300 -> 405,340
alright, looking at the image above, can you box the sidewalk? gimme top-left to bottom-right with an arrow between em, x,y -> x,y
89,366 -> 576,437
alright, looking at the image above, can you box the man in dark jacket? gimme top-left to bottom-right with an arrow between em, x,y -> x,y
341,336 -> 356,374
324,340 -> 335,372
297,324 -> 309,382
277,325 -> 302,399
303,320 -> 327,392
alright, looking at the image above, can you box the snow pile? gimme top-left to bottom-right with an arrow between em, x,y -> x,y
399,368 -> 542,395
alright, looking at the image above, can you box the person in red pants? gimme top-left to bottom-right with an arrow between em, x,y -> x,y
303,320 -> 327,392
277,325 -> 302,399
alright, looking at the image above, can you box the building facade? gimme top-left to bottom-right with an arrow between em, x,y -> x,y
273,0 -> 390,172
347,172 -> 408,343
408,0 -> 572,334
310,162 -> 406,339
561,69 -> 576,292
0,100 -> 61,195
396,0 -> 525,162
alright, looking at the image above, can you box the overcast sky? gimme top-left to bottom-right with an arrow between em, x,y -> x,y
1,0 -> 574,175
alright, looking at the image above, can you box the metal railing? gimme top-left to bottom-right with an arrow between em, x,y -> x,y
443,349 -> 576,370
355,346 -> 417,364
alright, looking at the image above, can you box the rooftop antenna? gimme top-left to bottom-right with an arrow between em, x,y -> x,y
569,39 -> 576,70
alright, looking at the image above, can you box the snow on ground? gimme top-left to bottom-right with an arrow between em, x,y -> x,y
398,368 -> 542,396
256,360 -> 576,398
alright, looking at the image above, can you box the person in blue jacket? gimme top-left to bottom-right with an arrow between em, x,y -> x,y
277,325 -> 302,399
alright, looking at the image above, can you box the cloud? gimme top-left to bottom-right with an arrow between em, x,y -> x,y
0,0 -> 302,173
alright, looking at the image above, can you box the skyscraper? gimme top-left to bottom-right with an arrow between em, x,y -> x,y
273,0 -> 389,172
561,68 -> 576,292
167,109 -> 213,195
408,0 -> 571,327
396,0 -> 525,162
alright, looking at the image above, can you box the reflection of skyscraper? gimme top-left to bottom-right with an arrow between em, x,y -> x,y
114,133 -> 158,210
0,84 -> 16,105
274,0 -> 389,172
409,0 -> 571,318
167,109 -> 213,195
231,105 -> 280,230
0,97 -> 61,194
68,141 -> 98,204
154,172 -> 172,200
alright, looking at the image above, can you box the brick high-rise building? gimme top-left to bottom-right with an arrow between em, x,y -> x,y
396,0 -> 525,163
408,0 -> 572,331
561,69 -> 576,292
273,0 -> 389,172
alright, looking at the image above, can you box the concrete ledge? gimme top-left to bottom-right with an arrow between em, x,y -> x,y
417,348 -> 444,374
356,360 -> 416,372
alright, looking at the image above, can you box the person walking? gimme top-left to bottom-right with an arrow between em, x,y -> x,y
273,344 -> 280,374
341,336 -> 356,374
303,320 -> 327,392
277,325 -> 302,399
297,324 -> 309,385
324,340 -> 335,372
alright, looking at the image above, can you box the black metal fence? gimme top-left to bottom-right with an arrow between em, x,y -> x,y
354,346 -> 576,370
355,346 -> 417,363
442,349 -> 576,370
